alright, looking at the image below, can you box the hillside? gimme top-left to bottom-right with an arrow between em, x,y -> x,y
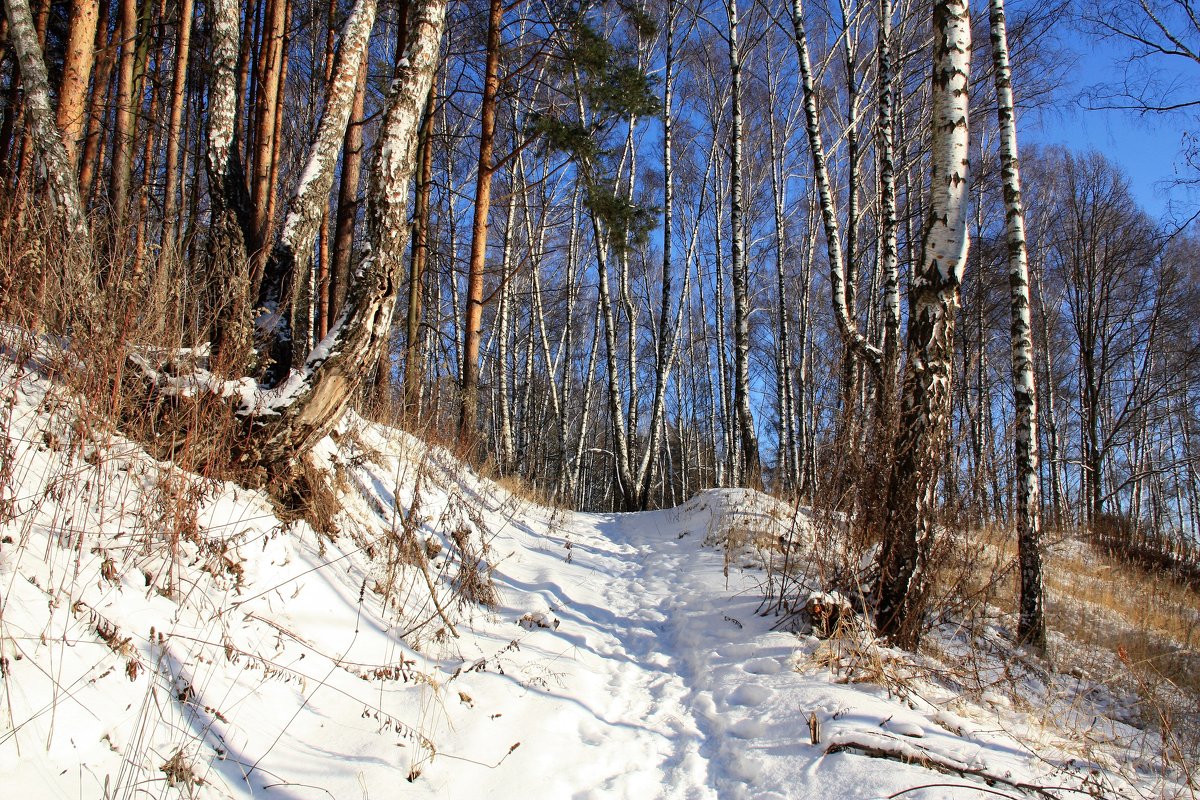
0,350 -> 1194,799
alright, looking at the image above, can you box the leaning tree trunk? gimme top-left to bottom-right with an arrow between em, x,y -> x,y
3,0 -> 89,243
254,0 -> 379,387
790,0 -> 883,375
990,0 -> 1045,655
249,0 -> 446,469
873,0 -> 971,649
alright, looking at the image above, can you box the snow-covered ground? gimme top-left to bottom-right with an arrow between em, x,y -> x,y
0,350 -> 1193,799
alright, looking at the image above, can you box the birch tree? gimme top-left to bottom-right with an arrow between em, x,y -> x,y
789,0 -> 884,380
726,0 -> 761,482
3,0 -> 89,243
989,0 -> 1045,654
246,0 -> 446,467
874,0 -> 971,647
254,0 -> 380,386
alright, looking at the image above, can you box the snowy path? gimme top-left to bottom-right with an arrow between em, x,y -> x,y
452,501 -> 797,800
435,489 -> 1073,800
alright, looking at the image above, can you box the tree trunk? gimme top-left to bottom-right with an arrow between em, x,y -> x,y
459,0 -> 503,445
77,0 -> 112,201
989,0 -> 1045,655
254,0 -> 379,386
874,0 -> 971,648
727,0 -> 760,482
765,35 -> 796,492
791,0 -> 883,377
404,88 -> 435,415
877,0 -> 901,380
206,0 -> 256,371
4,0 -> 90,243
249,0 -> 289,267
161,0 -> 194,261
248,0 -> 446,469
329,53 -> 368,333
635,0 -> 678,508
109,0 -> 139,229
56,0 -> 99,170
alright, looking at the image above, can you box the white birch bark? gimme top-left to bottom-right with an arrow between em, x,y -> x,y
727,0 -> 761,480
3,0 -> 90,244
206,0 -> 255,370
877,0 -> 901,375
991,0 -> 1046,654
765,32 -> 799,492
497,185 -> 518,473
634,0 -> 681,509
249,0 -> 447,466
255,0 -> 379,385
790,0 -> 883,372
874,0 -> 971,647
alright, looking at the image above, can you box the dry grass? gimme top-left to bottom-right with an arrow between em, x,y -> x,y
967,525 -> 1200,693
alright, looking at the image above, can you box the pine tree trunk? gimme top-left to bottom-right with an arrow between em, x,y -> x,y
109,0 -> 138,229
874,0 -> 971,648
249,0 -> 289,266
161,0 -> 194,259
56,0 -> 98,170
459,0 -> 503,445
77,0 -> 112,201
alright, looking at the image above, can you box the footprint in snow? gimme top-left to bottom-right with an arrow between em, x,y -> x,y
728,717 -> 766,739
719,643 -> 757,659
725,684 -> 772,707
742,657 -> 782,676
577,718 -> 608,746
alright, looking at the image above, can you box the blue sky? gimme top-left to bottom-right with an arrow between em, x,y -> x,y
1023,31 -> 1197,224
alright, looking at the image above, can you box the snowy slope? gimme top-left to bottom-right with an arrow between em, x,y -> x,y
0,352 -> 1191,799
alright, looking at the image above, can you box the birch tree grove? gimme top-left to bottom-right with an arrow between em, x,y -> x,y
5,0 -> 1200,644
